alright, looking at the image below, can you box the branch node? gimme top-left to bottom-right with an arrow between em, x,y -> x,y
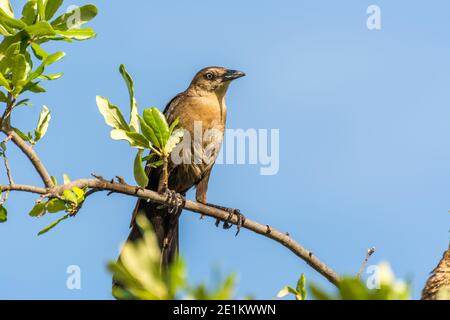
115,176 -> 126,184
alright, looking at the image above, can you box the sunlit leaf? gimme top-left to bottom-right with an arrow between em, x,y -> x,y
29,202 -> 47,217
119,64 -> 139,132
110,129 -> 150,150
134,150 -> 149,188
21,0 -> 38,25
96,96 -> 130,131
51,5 -> 97,31
25,21 -> 56,37
30,42 -> 48,60
38,73 -> 62,80
0,205 -> 7,222
0,0 -> 14,18
47,198 -> 66,213
0,7 -> 26,29
138,115 -> 159,148
62,189 -> 77,205
0,72 -> 10,90
34,105 -> 51,142
143,108 -> 169,147
37,0 -> 47,20
38,214 -> 69,235
56,27 -> 95,40
45,0 -> 63,20
63,173 -> 71,184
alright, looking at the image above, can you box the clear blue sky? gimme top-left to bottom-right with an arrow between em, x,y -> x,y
1,0 -> 449,299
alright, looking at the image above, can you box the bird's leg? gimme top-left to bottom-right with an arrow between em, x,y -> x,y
206,203 -> 246,236
158,189 -> 186,216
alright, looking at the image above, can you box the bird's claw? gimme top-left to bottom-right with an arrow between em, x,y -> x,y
212,206 -> 246,236
161,189 -> 185,216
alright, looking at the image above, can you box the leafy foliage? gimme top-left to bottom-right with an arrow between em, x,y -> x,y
0,0 -> 96,231
108,215 -> 237,300
28,174 -> 87,235
97,65 -> 183,188
280,263 -> 411,300
0,0 -> 97,98
277,274 -> 307,300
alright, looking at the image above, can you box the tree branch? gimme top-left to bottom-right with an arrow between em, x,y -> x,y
0,178 -> 341,286
0,128 -> 55,188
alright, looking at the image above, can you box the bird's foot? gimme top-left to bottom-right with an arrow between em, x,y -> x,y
208,203 -> 246,236
160,189 -> 185,216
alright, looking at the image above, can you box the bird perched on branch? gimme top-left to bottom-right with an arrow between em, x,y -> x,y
123,67 -> 245,268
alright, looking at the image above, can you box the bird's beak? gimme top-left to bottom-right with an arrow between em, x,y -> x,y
222,69 -> 246,81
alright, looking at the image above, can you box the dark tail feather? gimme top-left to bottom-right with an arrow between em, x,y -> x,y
117,199 -> 179,274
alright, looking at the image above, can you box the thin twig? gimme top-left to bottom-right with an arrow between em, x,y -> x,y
0,128 -> 54,188
358,247 -> 376,277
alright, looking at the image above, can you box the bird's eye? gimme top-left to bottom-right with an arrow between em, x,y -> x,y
205,73 -> 214,80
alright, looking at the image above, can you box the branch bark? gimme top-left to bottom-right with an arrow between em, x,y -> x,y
1,178 -> 341,286
1,128 -> 55,188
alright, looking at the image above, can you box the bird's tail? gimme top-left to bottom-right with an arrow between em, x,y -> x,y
114,200 -> 179,289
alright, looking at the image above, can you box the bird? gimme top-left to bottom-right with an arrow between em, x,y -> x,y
122,66 -> 246,269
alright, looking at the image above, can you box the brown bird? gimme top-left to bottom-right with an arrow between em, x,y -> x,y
124,66 -> 245,268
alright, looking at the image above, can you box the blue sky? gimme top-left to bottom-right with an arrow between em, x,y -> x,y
0,0 -> 449,299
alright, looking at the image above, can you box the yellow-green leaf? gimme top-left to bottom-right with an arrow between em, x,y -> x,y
134,150 -> 148,188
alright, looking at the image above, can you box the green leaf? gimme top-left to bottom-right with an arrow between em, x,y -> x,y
119,64 -> 139,132
45,0 -> 63,20
277,286 -> 297,298
96,96 -> 130,131
50,175 -> 57,186
0,90 -> 7,102
56,28 -> 95,40
296,274 -> 307,300
143,108 -> 169,147
15,98 -> 32,107
30,42 -> 48,60
21,0 -> 38,25
51,5 -> 97,31
47,198 -> 66,213
0,72 -> 10,90
25,21 -> 56,37
0,7 -> 27,29
0,205 -> 7,222
29,202 -> 47,217
169,117 -> 180,135
37,0 -> 46,20
38,214 -> 69,235
72,187 -> 85,203
0,0 -> 14,18
147,159 -> 164,168
44,51 -> 65,64
110,129 -> 150,150
152,108 -> 170,146
0,23 -> 13,36
38,73 -> 62,80
11,54 -> 29,86
28,51 -> 65,82
138,115 -> 159,148
34,105 -> 51,142
13,127 -> 31,142
62,189 -> 77,205
23,81 -> 45,93
63,173 -> 71,184
134,150 -> 149,188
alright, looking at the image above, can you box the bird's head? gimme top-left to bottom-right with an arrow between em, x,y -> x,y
189,67 -> 245,96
